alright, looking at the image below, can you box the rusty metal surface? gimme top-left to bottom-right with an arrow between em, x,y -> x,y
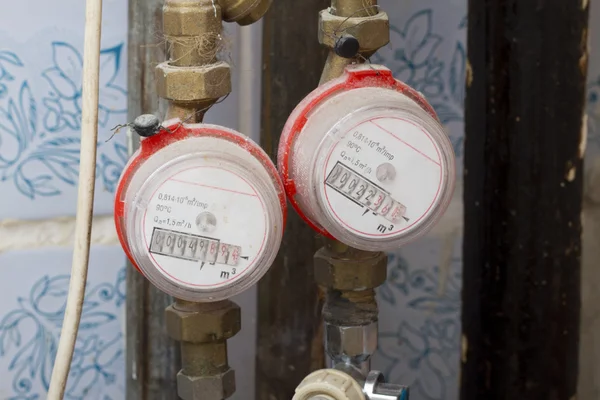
126,0 -> 179,398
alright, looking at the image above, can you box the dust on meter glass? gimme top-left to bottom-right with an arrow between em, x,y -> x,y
114,118 -> 286,302
278,65 -> 455,251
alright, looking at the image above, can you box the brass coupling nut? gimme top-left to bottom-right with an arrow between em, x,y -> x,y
163,0 -> 223,37
156,61 -> 232,102
219,0 -> 272,25
314,248 -> 387,290
318,9 -> 390,54
165,300 -> 241,343
177,368 -> 236,400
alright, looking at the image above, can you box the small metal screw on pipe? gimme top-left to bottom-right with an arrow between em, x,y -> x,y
318,0 -> 388,84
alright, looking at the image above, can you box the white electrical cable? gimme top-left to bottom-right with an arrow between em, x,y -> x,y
47,0 -> 103,398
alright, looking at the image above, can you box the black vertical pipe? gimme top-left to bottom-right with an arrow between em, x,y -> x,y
256,1 -> 330,399
127,0 -> 179,398
461,1 -> 589,399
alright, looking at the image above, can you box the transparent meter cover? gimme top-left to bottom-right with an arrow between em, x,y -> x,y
115,120 -> 286,302
278,65 -> 455,252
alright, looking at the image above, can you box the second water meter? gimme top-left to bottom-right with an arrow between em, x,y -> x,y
278,65 -> 455,251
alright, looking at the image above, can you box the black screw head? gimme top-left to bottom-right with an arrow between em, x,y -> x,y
334,34 -> 360,59
132,114 -> 161,137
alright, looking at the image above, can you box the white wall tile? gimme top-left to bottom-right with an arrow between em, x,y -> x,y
0,246 -> 126,400
0,0 -> 128,219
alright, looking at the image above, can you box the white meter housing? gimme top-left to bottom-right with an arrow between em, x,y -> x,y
114,120 -> 286,302
278,65 -> 455,251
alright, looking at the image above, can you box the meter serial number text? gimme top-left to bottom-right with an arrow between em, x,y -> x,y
149,227 -> 243,269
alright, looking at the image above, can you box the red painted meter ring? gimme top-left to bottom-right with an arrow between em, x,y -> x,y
114,122 -> 287,272
277,66 -> 439,239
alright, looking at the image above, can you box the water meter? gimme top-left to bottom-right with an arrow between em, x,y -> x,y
278,65 -> 455,252
114,119 -> 286,302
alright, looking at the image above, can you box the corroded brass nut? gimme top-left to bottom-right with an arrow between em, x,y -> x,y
318,10 -> 390,53
177,368 -> 236,400
314,248 -> 387,290
163,1 -> 222,36
156,62 -> 231,102
165,301 -> 241,343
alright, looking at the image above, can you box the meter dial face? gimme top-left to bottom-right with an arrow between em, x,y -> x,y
142,165 -> 267,290
320,115 -> 444,239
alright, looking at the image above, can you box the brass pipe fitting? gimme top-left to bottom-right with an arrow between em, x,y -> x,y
219,0 -> 272,25
314,240 -> 387,373
163,0 -> 224,66
331,0 -> 377,17
314,245 -> 387,291
156,62 -> 231,100
165,300 -> 241,399
318,11 -> 390,55
160,0 -> 232,121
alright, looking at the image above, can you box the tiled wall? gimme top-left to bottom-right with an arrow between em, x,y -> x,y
0,1 -> 129,398
370,4 -> 466,397
0,1 -> 598,400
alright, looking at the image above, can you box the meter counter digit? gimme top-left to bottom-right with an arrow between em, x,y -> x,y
324,162 -> 408,225
149,227 -> 244,267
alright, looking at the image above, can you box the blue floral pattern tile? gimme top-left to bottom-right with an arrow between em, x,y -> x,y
42,42 -> 127,133
0,247 -> 126,400
0,33 -> 128,219
373,5 -> 466,169
373,235 -> 462,400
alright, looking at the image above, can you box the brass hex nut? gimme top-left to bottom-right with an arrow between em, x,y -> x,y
156,62 -> 231,102
314,248 -> 387,290
177,368 -> 236,400
318,10 -> 390,53
163,1 -> 222,37
165,301 -> 241,343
